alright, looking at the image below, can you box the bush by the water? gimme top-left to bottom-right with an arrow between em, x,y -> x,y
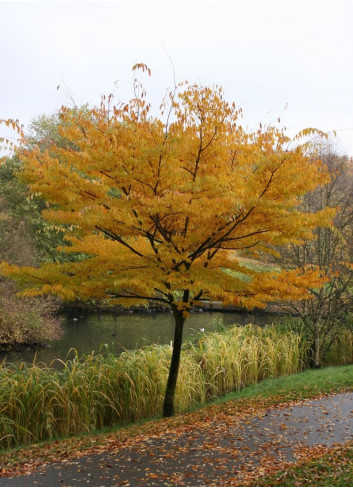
0,324 -> 304,449
0,281 -> 62,348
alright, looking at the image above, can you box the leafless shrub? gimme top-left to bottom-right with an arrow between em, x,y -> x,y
0,279 -> 62,347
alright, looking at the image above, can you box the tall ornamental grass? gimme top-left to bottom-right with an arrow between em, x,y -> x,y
326,329 -> 353,366
195,325 -> 303,398
0,324 -> 304,449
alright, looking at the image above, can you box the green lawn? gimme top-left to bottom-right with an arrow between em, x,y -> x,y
211,363 -> 353,405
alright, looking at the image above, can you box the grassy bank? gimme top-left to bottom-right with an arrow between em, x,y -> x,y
0,324 -> 303,449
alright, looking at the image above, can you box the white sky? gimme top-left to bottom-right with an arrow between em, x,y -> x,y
1,0 -> 353,155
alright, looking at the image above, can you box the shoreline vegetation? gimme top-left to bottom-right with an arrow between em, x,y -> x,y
0,282 -> 62,352
0,324 -> 303,449
1,322 -> 352,451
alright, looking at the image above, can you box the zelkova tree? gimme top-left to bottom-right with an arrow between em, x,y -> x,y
1,66 -> 332,416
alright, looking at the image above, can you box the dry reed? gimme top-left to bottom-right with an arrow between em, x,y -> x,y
0,323 -> 305,449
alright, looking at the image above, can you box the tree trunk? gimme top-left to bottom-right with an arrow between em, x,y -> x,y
163,308 -> 185,417
312,324 -> 322,368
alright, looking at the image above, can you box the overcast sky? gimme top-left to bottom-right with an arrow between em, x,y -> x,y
1,0 -> 353,155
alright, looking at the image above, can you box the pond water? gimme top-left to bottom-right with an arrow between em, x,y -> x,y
0,310 -> 281,366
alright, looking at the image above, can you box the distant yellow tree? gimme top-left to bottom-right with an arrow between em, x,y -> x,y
1,66 -> 332,416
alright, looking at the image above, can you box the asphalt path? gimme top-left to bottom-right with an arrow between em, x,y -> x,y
1,392 -> 352,486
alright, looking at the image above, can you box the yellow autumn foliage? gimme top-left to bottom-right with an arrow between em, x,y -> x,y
1,67 -> 333,312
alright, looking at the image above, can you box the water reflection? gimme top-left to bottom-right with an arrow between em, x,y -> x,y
0,310 -> 280,366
